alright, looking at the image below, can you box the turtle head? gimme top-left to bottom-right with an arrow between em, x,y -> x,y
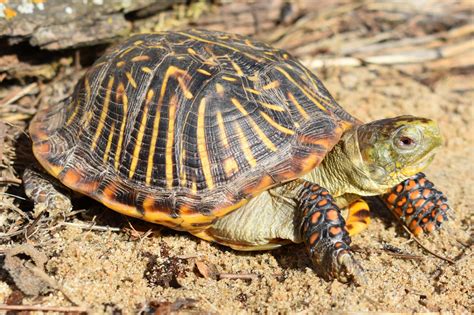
351,115 -> 443,189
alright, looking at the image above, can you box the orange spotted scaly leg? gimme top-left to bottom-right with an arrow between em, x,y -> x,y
345,199 -> 371,236
382,173 -> 451,236
299,181 -> 364,284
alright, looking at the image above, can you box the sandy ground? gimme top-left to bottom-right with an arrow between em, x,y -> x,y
0,3 -> 473,311
0,63 -> 471,314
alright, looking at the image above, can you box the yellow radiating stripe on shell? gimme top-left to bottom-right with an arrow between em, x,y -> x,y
177,76 -> 193,99
263,80 -> 280,90
131,55 -> 150,62
197,98 -> 214,190
287,91 -> 310,120
146,66 -> 185,183
276,67 -> 327,112
125,72 -> 138,89
91,61 -> 106,69
230,60 -> 244,76
116,61 -> 126,68
176,32 -> 264,62
222,76 -> 237,82
258,101 -> 285,112
148,45 -> 164,49
204,57 -> 218,67
65,99 -> 78,126
259,111 -> 295,135
248,75 -> 259,82
114,83 -> 128,170
129,89 -> 154,179
85,77 -> 91,100
180,148 -> 187,186
215,83 -> 225,95
296,63 -> 334,111
234,122 -> 256,167
103,121 -> 115,163
143,89 -> 157,184
216,111 -> 229,147
231,98 -> 276,151
119,47 -> 135,58
91,76 -> 114,151
244,88 -> 260,95
165,95 -> 177,189
197,68 -> 212,76
244,39 -> 257,48
142,66 -> 152,74
191,180 -> 197,193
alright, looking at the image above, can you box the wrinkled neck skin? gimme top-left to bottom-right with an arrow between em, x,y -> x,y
303,127 -> 390,200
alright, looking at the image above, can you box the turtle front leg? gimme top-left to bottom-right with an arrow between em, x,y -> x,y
382,172 -> 451,236
23,168 -> 72,218
298,181 -> 364,284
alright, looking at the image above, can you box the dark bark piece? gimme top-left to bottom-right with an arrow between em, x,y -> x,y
0,0 -> 175,50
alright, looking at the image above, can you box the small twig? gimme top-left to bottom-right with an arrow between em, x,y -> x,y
383,251 -> 425,261
0,229 -> 24,239
0,304 -> 87,313
354,245 -> 425,261
401,225 -> 455,264
1,191 -> 27,200
25,210 -> 46,239
382,201 -> 456,264
0,201 -> 28,218
0,176 -> 22,185
0,83 -> 38,107
0,121 -> 5,162
218,273 -> 259,280
61,222 -> 121,232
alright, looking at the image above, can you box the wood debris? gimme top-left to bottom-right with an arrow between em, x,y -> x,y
195,259 -> 219,280
2,244 -> 54,296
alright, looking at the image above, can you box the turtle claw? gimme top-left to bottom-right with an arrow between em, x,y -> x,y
334,250 -> 366,285
35,192 -> 73,218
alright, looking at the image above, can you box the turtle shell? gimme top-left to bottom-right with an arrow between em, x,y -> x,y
30,30 -> 357,232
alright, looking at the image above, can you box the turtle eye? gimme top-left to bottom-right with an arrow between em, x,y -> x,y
399,136 -> 415,147
393,125 -> 422,151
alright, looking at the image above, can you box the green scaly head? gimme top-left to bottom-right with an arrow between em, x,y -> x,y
350,115 -> 443,191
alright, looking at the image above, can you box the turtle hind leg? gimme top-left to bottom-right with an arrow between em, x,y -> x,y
23,167 -> 72,219
299,181 -> 365,284
382,172 -> 451,236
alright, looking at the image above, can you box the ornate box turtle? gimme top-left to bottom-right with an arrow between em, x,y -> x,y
25,30 -> 452,283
